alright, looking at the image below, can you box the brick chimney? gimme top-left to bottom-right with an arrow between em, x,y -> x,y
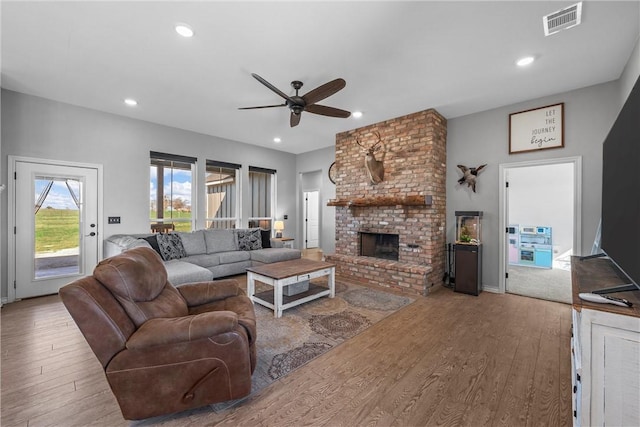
326,108 -> 447,296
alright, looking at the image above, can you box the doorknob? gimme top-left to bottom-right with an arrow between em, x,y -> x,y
87,232 -> 96,237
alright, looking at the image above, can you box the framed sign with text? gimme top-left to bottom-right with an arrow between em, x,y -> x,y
509,103 -> 564,154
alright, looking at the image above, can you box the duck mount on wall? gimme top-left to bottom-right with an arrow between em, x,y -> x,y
457,164 -> 487,193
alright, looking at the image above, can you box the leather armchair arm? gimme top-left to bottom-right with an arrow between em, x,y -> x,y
126,311 -> 238,349
177,279 -> 244,307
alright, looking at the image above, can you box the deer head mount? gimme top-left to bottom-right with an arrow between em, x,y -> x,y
356,131 -> 386,184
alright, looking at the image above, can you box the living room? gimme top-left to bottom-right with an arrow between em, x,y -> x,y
1,1 -> 639,425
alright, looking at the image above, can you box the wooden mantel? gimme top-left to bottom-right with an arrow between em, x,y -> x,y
327,194 -> 432,207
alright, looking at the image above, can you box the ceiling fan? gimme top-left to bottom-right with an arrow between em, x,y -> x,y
239,73 -> 351,127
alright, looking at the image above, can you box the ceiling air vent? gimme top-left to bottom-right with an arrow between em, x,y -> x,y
543,2 -> 582,36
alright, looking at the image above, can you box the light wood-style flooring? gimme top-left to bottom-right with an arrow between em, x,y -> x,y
1,249 -> 572,426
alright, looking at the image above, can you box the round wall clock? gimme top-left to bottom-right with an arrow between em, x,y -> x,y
328,162 -> 337,184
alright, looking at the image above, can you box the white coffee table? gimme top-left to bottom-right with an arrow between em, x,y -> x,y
246,259 -> 335,318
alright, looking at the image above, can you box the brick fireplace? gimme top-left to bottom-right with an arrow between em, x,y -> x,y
326,108 -> 447,296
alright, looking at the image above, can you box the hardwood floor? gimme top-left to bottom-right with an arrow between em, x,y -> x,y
1,250 -> 572,426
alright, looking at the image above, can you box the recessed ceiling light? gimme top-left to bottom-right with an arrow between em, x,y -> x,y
516,56 -> 535,67
175,24 -> 194,38
124,98 -> 138,106
352,111 -> 363,118
273,137 -> 282,143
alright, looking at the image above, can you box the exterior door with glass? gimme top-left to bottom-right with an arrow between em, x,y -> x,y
14,160 -> 99,299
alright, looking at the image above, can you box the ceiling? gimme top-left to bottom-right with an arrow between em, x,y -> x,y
2,1 -> 639,154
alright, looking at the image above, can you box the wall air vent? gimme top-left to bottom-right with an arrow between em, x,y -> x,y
543,2 -> 582,36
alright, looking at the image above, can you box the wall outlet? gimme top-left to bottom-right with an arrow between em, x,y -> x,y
108,216 -> 121,224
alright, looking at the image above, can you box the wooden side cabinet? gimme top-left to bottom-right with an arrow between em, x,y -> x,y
454,244 -> 482,296
571,256 -> 640,427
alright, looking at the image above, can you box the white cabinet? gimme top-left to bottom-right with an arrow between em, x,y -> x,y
572,307 -> 640,426
571,256 -> 640,427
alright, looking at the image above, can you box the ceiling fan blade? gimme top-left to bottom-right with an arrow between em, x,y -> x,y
302,78 -> 346,106
290,112 -> 301,127
305,104 -> 351,118
238,103 -> 287,110
251,73 -> 295,102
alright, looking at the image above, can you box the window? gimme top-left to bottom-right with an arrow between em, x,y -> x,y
248,166 -> 276,230
205,160 -> 240,229
150,151 -> 196,232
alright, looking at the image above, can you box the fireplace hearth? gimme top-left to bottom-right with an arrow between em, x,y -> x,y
360,232 -> 399,261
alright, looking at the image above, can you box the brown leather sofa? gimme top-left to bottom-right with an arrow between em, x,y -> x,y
59,247 -> 257,420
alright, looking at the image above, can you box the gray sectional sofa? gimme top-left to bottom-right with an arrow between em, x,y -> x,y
104,228 -> 301,285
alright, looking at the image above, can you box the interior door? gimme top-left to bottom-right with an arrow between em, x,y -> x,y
304,191 -> 320,249
14,161 -> 99,299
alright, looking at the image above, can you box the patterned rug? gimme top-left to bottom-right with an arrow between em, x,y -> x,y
211,280 -> 415,412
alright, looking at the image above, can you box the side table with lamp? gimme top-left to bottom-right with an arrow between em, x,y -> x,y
272,220 -> 294,248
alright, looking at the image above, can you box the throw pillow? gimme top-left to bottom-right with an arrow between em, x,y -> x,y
176,230 -> 206,256
236,228 -> 262,251
140,235 -> 162,257
204,229 -> 237,254
260,229 -> 272,249
127,239 -> 153,251
155,233 -> 188,261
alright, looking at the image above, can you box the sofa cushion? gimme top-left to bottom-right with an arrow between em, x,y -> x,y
164,260 -> 214,285
204,229 -> 237,254
177,230 -> 206,256
236,228 -> 262,251
260,229 -> 272,248
250,248 -> 302,264
125,239 -> 153,251
156,233 -> 187,261
218,251 -> 251,264
209,261 -> 253,279
181,254 -> 220,268
107,234 -> 145,250
140,235 -> 162,257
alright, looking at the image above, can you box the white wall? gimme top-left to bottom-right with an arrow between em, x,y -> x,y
296,76 -> 638,282
619,37 -> 640,104
446,80 -> 623,291
296,146 -> 336,255
3,36 -> 638,299
1,90 -> 297,299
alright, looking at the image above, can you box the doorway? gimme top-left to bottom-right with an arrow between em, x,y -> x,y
303,191 -> 320,249
9,157 -> 102,300
300,170 -> 322,250
499,157 -> 581,303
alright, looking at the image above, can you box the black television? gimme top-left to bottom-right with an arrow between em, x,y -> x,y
593,74 -> 640,295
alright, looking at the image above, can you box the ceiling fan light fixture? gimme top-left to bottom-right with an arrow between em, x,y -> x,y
175,23 -> 194,38
273,137 -> 281,143
352,111 -> 363,118
124,98 -> 138,106
516,56 -> 535,67
240,73 -> 350,128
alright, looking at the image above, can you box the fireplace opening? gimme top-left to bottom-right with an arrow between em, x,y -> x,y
360,232 -> 399,261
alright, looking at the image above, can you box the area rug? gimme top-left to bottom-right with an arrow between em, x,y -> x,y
211,280 -> 415,412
